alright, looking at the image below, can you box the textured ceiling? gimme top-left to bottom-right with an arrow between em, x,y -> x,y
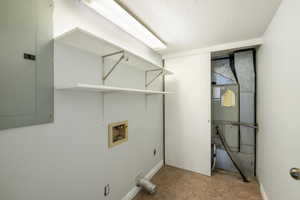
116,0 -> 282,54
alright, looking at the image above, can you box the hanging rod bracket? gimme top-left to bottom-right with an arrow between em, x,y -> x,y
102,51 -> 125,81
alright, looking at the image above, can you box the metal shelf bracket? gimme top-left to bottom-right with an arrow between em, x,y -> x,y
145,69 -> 165,88
102,50 -> 125,81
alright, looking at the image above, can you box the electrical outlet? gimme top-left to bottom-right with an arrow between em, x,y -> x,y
104,184 -> 110,196
153,148 -> 157,156
153,144 -> 160,156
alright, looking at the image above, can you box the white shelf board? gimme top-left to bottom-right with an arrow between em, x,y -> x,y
54,27 -> 173,75
56,83 -> 171,95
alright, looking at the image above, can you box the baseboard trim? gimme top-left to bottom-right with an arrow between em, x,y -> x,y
121,160 -> 164,200
121,186 -> 140,200
166,163 -> 211,177
260,183 -> 269,200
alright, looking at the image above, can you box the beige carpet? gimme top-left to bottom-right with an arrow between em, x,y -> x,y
134,166 -> 262,200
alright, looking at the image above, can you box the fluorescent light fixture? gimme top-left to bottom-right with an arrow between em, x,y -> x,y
81,0 -> 167,50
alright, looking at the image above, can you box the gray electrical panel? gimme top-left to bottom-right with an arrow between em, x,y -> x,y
0,0 -> 54,130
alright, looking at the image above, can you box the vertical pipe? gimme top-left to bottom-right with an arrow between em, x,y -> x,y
162,59 -> 166,166
253,49 -> 257,176
237,84 -> 241,152
101,57 -> 105,119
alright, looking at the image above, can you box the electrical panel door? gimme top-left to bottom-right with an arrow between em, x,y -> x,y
0,0 -> 53,130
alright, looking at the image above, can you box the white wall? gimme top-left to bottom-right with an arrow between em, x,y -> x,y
257,0 -> 300,199
0,1 -> 163,200
165,53 -> 211,176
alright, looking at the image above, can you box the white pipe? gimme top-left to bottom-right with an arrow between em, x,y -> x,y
137,178 -> 156,194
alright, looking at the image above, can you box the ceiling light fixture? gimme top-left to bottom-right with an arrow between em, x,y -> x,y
81,0 -> 167,51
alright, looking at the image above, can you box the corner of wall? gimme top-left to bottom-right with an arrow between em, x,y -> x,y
260,183 -> 269,200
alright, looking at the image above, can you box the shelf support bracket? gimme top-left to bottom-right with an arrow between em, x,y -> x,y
145,69 -> 165,88
102,51 -> 125,81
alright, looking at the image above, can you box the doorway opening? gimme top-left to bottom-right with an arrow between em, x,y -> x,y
211,49 -> 258,182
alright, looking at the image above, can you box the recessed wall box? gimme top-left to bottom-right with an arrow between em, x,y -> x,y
108,121 -> 128,148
